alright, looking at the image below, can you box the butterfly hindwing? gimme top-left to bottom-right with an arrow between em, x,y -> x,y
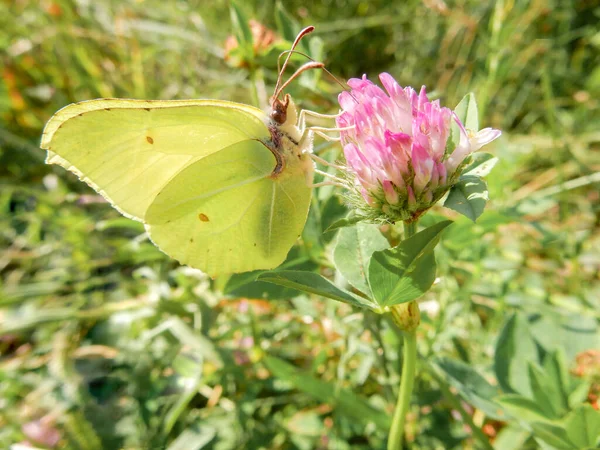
145,139 -> 312,276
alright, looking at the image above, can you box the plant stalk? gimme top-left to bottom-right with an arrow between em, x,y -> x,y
403,221 -> 417,239
387,329 -> 417,450
387,220 -> 420,450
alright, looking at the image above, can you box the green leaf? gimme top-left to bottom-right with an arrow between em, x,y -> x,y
463,153 -> 499,178
528,363 -> 564,419
319,194 -> 349,241
309,36 -> 324,64
275,2 -> 301,43
223,250 -> 316,300
496,394 -> 551,423
333,223 -> 390,295
285,410 -> 324,437
531,422 -> 577,449
443,211 -> 512,251
160,318 -> 223,368
450,93 -> 479,152
454,92 -> 479,131
433,357 -> 507,420
166,425 -> 216,450
324,214 -> 364,233
367,220 -> 452,307
563,404 -> 600,449
444,175 -> 488,222
568,379 -> 592,409
273,3 -> 321,88
264,355 -> 390,430
542,350 -> 570,411
257,270 -> 377,310
529,312 -> 600,362
301,37 -> 324,89
164,353 -> 204,435
494,313 -> 538,397
229,2 -> 253,56
493,425 -> 532,450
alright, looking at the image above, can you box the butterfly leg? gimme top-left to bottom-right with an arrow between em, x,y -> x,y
297,108 -> 348,143
298,109 -> 341,127
296,110 -> 354,190
308,180 -> 348,188
313,168 -> 347,185
310,128 -> 341,142
309,153 -> 345,170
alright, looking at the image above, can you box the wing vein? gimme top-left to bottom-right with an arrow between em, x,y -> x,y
267,183 -> 276,257
278,183 -> 297,214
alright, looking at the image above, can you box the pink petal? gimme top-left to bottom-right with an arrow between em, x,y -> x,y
379,72 -> 403,101
338,91 -> 357,112
382,180 -> 399,205
411,143 -> 434,194
407,186 -> 416,208
470,127 -> 501,151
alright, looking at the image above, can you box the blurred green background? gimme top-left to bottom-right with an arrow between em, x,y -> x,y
1,0 -> 599,449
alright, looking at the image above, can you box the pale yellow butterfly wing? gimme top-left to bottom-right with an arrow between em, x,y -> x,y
41,98 -> 313,276
41,99 -> 269,220
144,139 -> 312,276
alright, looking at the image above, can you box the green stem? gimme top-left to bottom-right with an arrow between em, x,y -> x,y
403,221 -> 417,239
387,220 -> 419,450
387,330 -> 417,450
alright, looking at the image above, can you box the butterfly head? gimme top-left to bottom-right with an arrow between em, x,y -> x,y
269,93 -> 298,127
269,94 -> 289,125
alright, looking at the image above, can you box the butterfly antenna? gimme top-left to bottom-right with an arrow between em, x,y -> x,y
273,61 -> 324,99
277,49 -> 359,104
273,26 -> 315,99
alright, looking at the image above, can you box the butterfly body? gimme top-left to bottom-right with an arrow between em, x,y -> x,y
41,97 -> 314,276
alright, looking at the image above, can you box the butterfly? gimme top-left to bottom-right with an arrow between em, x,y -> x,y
40,26 -> 334,277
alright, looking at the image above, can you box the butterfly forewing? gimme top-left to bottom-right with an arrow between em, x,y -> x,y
41,99 -> 270,220
42,98 -> 314,276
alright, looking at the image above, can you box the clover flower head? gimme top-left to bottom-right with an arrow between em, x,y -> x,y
337,73 -> 501,222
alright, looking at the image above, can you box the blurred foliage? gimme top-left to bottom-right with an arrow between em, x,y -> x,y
1,0 -> 599,449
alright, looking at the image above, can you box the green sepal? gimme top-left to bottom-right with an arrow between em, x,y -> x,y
367,220 -> 452,307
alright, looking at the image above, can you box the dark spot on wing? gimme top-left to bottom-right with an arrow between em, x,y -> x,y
253,243 -> 257,247
198,213 -> 209,222
189,238 -> 194,243
146,136 -> 154,144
